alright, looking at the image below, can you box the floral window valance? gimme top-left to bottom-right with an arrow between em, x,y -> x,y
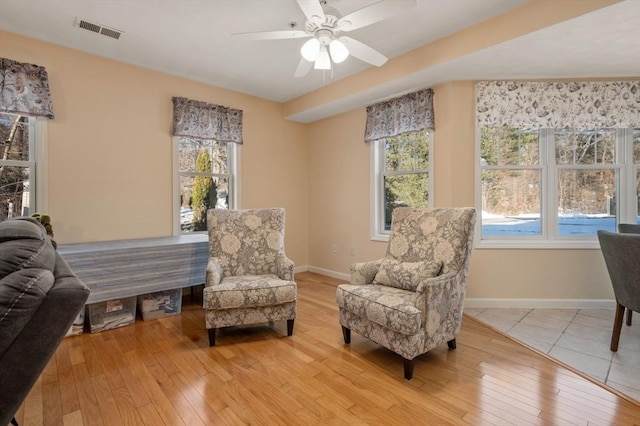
364,88 -> 434,142
476,81 -> 640,129
0,57 -> 55,119
172,96 -> 243,144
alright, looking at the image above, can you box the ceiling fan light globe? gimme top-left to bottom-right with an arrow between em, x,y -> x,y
329,39 -> 349,63
314,47 -> 331,70
301,38 -> 320,61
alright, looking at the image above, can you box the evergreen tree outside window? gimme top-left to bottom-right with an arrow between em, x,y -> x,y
372,130 -> 432,240
365,88 -> 434,240
171,97 -> 241,234
176,137 -> 234,233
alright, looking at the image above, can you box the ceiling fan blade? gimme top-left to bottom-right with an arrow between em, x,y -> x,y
337,0 -> 416,32
294,58 -> 313,78
296,0 -> 325,23
340,36 -> 387,67
232,30 -> 310,40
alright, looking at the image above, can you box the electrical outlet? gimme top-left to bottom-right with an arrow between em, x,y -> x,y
350,247 -> 356,256
331,243 -> 337,253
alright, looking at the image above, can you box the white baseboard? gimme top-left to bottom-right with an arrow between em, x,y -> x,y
464,298 -> 616,310
305,266 -> 350,281
294,265 -> 309,274
300,268 -> 616,310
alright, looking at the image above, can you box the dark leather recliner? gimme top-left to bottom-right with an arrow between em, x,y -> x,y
0,217 -> 90,425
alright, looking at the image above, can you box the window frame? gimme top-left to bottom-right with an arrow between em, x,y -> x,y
34,117 -> 48,213
0,115 -> 47,219
172,136 -> 238,235
370,130 -> 433,241
476,127 -> 637,249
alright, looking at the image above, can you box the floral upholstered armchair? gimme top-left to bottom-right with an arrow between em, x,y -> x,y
203,208 -> 297,346
336,207 -> 476,380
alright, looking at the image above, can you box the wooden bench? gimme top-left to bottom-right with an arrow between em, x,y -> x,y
58,234 -> 208,304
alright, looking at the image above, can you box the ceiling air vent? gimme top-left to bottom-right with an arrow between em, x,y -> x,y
75,18 -> 123,40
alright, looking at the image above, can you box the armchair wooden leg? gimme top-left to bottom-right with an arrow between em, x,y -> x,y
626,309 -> 632,326
611,303 -> 625,352
341,326 -> 351,344
287,319 -> 294,336
403,358 -> 414,380
447,339 -> 456,350
208,328 -> 217,347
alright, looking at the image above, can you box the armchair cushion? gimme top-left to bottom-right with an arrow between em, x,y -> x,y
373,259 -> 442,291
336,284 -> 422,335
204,274 -> 297,310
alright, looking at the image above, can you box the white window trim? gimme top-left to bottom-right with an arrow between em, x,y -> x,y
370,141 -> 385,241
35,117 -> 48,213
0,116 -> 47,217
370,132 -> 434,241
621,129 -> 638,222
475,128 -> 637,249
172,136 -> 238,236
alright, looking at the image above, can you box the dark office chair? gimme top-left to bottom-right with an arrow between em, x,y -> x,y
618,223 -> 640,326
597,230 -> 640,352
618,223 -> 640,235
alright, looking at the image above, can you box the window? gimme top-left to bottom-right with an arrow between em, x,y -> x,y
174,137 -> 236,234
371,131 -> 432,240
0,112 -> 47,221
478,127 -> 638,246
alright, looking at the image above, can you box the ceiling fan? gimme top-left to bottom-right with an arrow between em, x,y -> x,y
232,0 -> 417,77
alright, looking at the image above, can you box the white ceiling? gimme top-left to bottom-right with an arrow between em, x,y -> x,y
1,0 -> 639,121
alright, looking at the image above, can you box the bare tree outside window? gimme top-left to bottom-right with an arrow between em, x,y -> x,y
0,113 -> 31,221
480,128 -> 637,238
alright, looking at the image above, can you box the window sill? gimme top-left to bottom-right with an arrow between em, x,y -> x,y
370,233 -> 390,243
476,239 -> 602,250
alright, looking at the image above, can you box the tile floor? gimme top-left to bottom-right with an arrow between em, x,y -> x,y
464,307 -> 640,402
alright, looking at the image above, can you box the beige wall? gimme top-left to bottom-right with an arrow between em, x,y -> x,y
300,0 -> 618,304
434,82 -> 612,301
1,2 -> 620,302
306,80 -> 614,301
307,108 -> 387,274
0,31 -> 309,267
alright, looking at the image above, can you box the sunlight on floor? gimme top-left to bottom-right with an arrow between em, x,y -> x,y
465,307 -> 640,402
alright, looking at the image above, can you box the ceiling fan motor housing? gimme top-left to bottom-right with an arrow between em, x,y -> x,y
304,11 -> 343,38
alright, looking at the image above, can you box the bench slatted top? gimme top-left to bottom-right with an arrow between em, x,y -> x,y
58,234 -> 209,304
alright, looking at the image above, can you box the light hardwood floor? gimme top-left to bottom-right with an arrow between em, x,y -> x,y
14,272 -> 640,425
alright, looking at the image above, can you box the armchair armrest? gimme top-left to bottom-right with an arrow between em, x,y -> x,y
276,253 -> 295,281
413,270 -> 466,332
350,259 -> 383,285
205,258 -> 223,287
